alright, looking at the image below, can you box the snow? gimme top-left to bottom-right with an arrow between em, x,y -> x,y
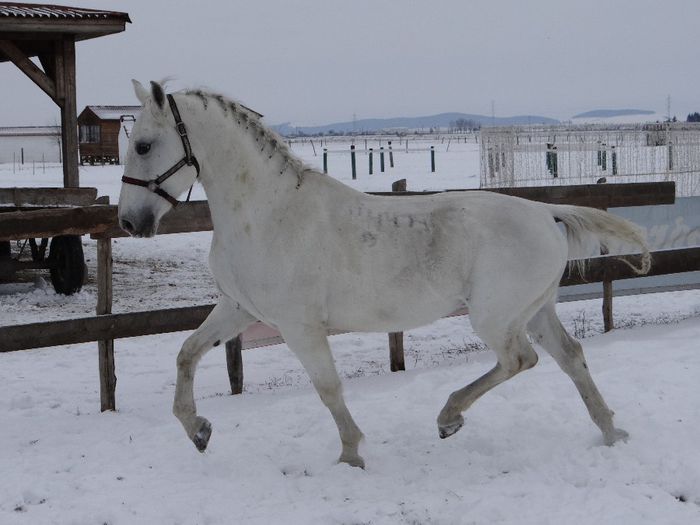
1,139 -> 700,524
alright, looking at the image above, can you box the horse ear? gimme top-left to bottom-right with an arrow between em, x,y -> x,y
150,81 -> 166,109
132,79 -> 149,105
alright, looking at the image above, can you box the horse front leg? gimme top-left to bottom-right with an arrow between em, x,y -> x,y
173,298 -> 256,452
280,324 -> 366,468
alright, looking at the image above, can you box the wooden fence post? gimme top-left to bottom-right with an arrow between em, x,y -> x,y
380,147 -> 385,172
97,237 -> 116,411
225,335 -> 243,395
388,178 -> 407,372
369,148 -> 374,175
350,144 -> 357,180
597,178 -> 614,332
430,145 -> 435,172
323,148 -> 328,174
388,141 -> 394,168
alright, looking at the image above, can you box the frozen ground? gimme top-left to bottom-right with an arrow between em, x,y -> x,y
1,140 -> 700,524
1,295 -> 699,524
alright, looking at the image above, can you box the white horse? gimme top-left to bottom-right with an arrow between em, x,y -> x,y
118,80 -> 650,468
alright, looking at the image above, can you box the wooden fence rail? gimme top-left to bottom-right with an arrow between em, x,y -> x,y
3,247 -> 699,353
0,182 -> 676,242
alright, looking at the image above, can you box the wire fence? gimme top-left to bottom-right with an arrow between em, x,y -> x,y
480,123 -> 700,196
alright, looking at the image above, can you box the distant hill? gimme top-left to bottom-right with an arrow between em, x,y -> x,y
273,112 -> 559,136
572,109 -> 655,119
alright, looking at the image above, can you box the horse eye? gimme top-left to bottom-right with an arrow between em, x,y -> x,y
136,142 -> 151,155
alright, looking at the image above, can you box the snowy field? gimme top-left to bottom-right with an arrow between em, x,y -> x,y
1,139 -> 700,524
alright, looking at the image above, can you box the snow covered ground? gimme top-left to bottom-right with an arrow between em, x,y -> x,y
1,141 -> 700,524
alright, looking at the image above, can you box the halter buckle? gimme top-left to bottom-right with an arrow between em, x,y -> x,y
147,181 -> 158,192
176,121 -> 188,137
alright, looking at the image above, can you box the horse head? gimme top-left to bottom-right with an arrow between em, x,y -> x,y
118,80 -> 200,238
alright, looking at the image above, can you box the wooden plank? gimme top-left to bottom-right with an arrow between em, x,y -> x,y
0,201 -> 212,242
0,243 -> 698,353
92,201 -> 213,239
0,206 -> 117,241
482,181 -> 676,208
561,247 -> 700,286
2,182 -> 672,242
0,187 -> 98,207
0,39 -> 56,100
0,304 -> 216,352
370,181 -> 676,208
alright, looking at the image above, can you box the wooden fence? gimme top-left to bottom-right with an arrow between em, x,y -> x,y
3,181 -> 695,412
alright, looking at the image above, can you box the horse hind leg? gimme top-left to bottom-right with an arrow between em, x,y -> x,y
528,300 -> 628,445
279,324 -> 365,468
173,299 -> 256,452
437,322 -> 539,439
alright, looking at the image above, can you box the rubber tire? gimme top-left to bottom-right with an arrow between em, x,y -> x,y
49,235 -> 85,295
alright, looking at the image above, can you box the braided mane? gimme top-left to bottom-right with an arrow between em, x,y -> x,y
184,89 -> 311,188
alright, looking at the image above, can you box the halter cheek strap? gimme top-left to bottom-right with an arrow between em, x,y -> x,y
121,94 -> 200,207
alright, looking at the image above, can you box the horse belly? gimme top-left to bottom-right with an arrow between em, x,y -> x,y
324,269 -> 467,333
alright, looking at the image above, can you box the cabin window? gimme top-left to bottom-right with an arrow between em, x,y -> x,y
79,125 -> 101,143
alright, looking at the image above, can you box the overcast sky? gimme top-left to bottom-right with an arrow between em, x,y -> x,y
2,0 -> 699,127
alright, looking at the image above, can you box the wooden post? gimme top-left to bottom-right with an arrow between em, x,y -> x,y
388,178 -> 408,372
602,279 -> 614,332
597,177 -> 614,332
600,245 -> 614,332
225,335 -> 244,395
380,147 -> 385,172
350,144 -> 357,180
97,237 -> 116,411
430,145 -> 435,172
323,148 -> 328,174
59,36 -> 79,188
369,148 -> 374,175
388,140 -> 394,168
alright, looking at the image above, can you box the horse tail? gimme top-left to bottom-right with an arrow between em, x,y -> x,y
546,204 -> 651,276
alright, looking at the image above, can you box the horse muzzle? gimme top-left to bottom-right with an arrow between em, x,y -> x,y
118,211 -> 157,238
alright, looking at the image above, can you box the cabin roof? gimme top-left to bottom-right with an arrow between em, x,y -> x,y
81,105 -> 141,121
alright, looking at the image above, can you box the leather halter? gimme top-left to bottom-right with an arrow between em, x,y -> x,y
121,94 -> 200,207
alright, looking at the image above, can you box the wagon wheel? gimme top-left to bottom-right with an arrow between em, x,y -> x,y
48,235 -> 86,295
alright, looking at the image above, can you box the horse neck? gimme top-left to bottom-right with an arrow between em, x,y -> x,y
177,93 -> 302,220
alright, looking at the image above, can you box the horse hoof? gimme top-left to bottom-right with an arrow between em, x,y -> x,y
192,419 -> 212,452
438,415 -> 464,439
338,453 -> 365,469
604,427 -> 629,446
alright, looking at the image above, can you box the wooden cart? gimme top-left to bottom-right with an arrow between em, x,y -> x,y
0,187 -> 105,294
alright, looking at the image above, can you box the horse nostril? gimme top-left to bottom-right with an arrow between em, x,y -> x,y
120,218 -> 134,233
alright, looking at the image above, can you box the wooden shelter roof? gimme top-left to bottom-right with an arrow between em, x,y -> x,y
0,2 -> 130,62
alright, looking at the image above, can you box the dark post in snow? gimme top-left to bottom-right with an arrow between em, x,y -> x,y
430,145 -> 435,173
225,335 -> 244,395
369,148 -> 374,175
323,148 -> 328,174
97,237 -> 116,412
350,144 -> 357,179
388,141 -> 394,168
380,147 -> 385,172
388,178 -> 408,372
596,177 -> 614,332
